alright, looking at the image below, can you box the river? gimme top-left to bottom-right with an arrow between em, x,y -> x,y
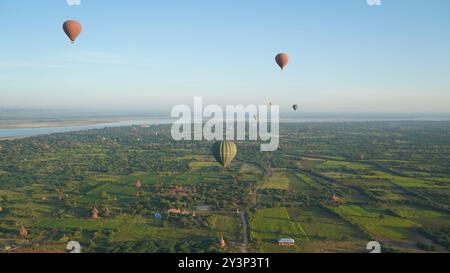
0,118 -> 174,139
1,115 -> 449,139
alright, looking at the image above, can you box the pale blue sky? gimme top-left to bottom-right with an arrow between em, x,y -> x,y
0,0 -> 449,113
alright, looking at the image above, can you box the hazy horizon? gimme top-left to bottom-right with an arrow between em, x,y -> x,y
2,108 -> 450,121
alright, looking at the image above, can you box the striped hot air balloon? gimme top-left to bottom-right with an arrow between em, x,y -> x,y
211,141 -> 237,169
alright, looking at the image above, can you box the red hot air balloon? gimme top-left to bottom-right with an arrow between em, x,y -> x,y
63,20 -> 82,43
275,53 -> 289,71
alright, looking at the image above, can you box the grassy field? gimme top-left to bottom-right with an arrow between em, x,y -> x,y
329,205 -> 420,241
249,207 -> 308,252
287,206 -> 368,252
260,173 -> 291,190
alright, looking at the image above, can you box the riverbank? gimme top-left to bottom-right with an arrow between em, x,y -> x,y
0,116 -> 174,140
0,116 -> 154,130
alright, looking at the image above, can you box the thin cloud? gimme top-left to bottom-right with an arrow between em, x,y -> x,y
60,51 -> 130,65
0,60 -> 63,68
0,51 -> 129,69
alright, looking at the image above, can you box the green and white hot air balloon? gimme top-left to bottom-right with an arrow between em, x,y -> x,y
211,141 -> 237,169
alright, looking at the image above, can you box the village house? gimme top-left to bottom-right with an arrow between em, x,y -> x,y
277,238 -> 295,246
219,236 -> 226,248
167,208 -> 181,214
332,194 -> 342,203
91,207 -> 99,220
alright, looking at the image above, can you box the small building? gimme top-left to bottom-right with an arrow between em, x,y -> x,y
165,186 -> 189,197
91,207 -> 99,220
167,208 -> 181,214
332,194 -> 342,203
4,246 -> 17,253
135,180 -> 142,188
194,205 -> 211,212
19,227 -> 28,238
277,238 -> 295,246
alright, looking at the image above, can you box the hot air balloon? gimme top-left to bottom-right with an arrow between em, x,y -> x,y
275,53 -> 289,71
63,20 -> 82,43
293,104 -> 298,111
211,141 -> 237,169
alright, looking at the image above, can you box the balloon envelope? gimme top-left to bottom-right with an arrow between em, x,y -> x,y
211,141 -> 237,168
63,20 -> 82,43
275,53 -> 289,71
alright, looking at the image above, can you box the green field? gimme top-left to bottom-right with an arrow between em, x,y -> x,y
260,173 -> 291,190
249,207 -> 308,252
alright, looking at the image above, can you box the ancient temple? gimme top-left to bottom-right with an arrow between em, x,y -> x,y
219,236 -> 226,248
91,206 -> 99,220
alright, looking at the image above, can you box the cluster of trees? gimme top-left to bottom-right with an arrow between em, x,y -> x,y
109,239 -> 222,253
419,227 -> 450,251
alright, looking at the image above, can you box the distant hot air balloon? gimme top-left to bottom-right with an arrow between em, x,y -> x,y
275,53 -> 289,71
211,141 -> 237,169
63,20 -> 82,43
293,104 -> 298,111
